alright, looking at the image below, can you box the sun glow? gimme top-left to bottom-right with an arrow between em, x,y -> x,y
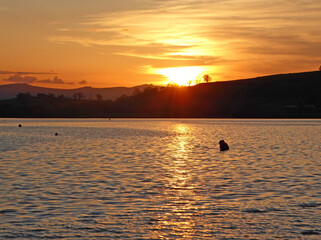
157,66 -> 205,86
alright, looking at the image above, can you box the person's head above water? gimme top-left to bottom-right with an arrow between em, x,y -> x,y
219,140 -> 229,151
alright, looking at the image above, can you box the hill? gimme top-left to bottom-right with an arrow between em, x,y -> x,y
183,71 -> 321,117
0,71 -> 320,118
108,70 -> 321,118
0,83 -> 154,101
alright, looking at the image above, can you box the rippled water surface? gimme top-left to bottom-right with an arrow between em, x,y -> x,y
1,118 -> 320,239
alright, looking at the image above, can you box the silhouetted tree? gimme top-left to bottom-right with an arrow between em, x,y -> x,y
203,74 -> 212,83
36,93 -> 47,98
142,86 -> 158,95
96,94 -> 103,101
73,92 -> 85,100
194,76 -> 202,85
17,92 -> 32,99
133,88 -> 142,96
117,94 -> 129,101
58,94 -> 65,100
167,82 -> 179,88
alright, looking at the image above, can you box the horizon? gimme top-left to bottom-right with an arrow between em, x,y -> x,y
0,1 -> 320,89
1,70 -> 319,90
0,81 -> 157,90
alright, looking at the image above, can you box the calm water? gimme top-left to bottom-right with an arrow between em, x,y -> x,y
0,118 -> 320,239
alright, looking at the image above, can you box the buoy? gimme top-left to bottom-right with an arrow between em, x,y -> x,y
219,140 -> 229,151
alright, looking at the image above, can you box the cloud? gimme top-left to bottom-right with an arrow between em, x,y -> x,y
0,70 -> 57,75
78,80 -> 87,84
37,76 -> 67,84
52,0 -> 320,54
4,74 -> 37,83
49,0 -> 321,79
2,74 -> 76,85
49,36 -> 114,47
113,50 -> 222,65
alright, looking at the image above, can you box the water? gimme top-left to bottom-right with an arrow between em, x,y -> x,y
0,118 -> 320,239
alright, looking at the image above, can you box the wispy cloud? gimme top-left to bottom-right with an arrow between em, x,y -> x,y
0,70 -> 57,75
50,0 -> 321,79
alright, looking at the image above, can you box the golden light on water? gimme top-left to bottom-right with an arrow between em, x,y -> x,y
150,123 -> 202,238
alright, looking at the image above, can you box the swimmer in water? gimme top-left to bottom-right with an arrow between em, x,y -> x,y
219,140 -> 229,151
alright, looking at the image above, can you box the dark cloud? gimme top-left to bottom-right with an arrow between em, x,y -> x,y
0,70 -> 57,75
2,74 -> 75,85
38,76 -> 66,84
4,74 -> 37,83
78,80 -> 87,84
37,76 -> 75,85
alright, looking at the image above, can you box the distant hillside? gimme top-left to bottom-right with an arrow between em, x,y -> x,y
0,71 -> 320,118
0,83 -> 154,100
182,71 -> 321,117
99,70 -> 320,118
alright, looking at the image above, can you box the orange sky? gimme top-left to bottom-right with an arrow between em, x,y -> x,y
0,0 -> 320,88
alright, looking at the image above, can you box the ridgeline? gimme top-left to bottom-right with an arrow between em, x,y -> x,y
1,71 -> 320,118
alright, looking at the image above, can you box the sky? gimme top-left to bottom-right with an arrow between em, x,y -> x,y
0,0 -> 320,88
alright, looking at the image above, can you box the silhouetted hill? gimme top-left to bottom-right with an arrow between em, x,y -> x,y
107,70 -> 320,118
0,83 -> 154,100
0,71 -> 320,118
181,71 -> 321,117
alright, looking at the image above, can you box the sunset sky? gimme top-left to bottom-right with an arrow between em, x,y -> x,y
0,0 -> 320,88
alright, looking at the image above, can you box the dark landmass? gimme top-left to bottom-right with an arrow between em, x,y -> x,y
0,71 -> 320,118
0,83 -> 153,101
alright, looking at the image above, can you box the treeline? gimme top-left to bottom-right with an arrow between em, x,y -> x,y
0,87 -> 164,118
0,92 -> 112,117
1,71 -> 321,118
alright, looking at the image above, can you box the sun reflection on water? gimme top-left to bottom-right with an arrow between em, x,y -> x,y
150,124 -> 204,239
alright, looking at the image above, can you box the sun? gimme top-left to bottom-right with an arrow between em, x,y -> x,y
157,66 -> 205,86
